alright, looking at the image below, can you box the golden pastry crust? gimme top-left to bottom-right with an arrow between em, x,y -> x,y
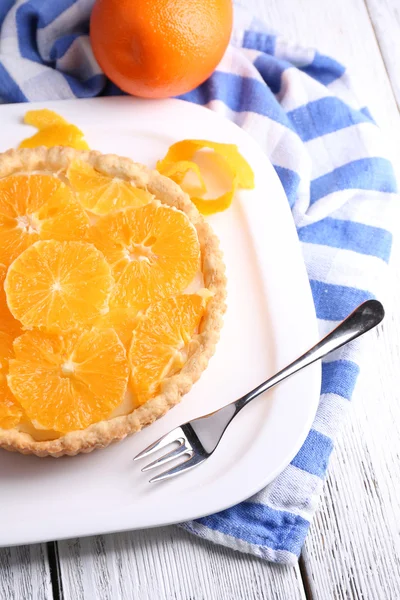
0,147 -> 226,457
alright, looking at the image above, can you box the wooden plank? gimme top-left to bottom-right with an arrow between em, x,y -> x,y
57,527 -> 306,600
364,0 -> 400,109
0,544 -> 52,600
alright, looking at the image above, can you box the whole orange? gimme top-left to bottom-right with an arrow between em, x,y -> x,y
90,0 -> 233,99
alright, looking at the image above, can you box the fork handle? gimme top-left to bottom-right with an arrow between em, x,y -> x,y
234,299 -> 384,412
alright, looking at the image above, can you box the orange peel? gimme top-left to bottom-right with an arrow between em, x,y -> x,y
19,109 -> 90,150
156,139 -> 254,215
23,109 -> 68,129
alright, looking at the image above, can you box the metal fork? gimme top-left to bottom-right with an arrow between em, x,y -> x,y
134,299 -> 384,482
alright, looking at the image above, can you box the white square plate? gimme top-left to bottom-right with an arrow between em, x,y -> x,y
0,97 -> 320,547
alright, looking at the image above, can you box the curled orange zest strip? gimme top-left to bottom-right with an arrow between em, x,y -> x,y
156,139 -> 254,215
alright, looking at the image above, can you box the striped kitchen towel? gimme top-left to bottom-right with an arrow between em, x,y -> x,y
0,1 -> 398,564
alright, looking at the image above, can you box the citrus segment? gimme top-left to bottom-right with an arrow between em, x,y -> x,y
8,328 -> 129,432
129,294 -> 207,404
95,304 -> 141,349
0,174 -> 90,266
5,240 -> 113,331
67,160 -> 153,215
0,332 -> 23,429
90,201 -> 200,308
157,139 -> 255,215
0,264 -> 22,337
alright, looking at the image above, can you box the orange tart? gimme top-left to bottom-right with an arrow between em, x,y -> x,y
0,147 -> 226,456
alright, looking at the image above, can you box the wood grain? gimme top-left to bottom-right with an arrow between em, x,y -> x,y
57,527 -> 306,600
364,0 -> 400,109
0,544 -> 52,600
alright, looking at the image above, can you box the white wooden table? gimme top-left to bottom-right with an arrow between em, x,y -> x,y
1,1 -> 400,598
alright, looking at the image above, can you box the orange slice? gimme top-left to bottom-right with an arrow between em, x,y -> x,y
0,264 -> 22,338
67,160 -> 153,215
95,304 -> 141,349
0,174 -> 90,266
129,294 -> 207,404
19,109 -> 90,150
8,328 -> 129,432
156,139 -> 255,215
5,240 -> 113,331
0,332 -> 24,429
90,201 -> 200,308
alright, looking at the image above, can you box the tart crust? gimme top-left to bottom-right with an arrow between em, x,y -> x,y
0,147 -> 226,457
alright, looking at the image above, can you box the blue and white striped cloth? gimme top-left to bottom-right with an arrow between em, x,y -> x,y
0,1 -> 398,565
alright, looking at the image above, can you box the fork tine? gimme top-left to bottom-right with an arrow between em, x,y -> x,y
148,453 -> 206,483
141,445 -> 192,472
133,428 -> 185,461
